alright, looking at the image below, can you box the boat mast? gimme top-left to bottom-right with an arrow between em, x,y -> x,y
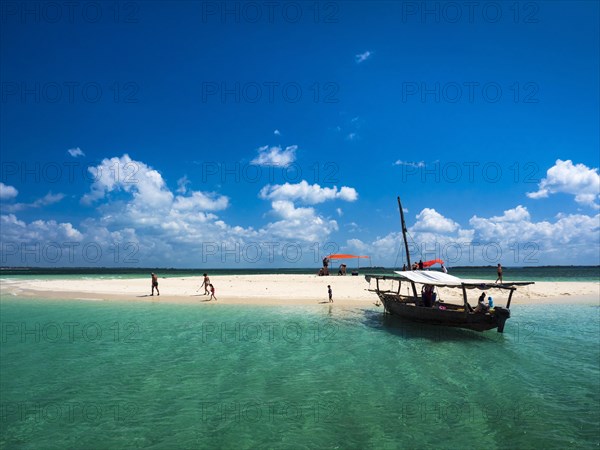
397,196 -> 411,268
398,196 -> 418,300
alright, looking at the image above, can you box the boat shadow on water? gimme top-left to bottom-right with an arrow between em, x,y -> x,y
361,309 -> 504,342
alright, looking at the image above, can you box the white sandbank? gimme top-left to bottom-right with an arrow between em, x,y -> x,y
1,275 -> 598,306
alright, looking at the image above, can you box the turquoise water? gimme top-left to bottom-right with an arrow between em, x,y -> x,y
1,297 -> 598,448
2,266 -> 599,281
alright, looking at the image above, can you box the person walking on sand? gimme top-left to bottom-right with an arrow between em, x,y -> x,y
151,273 -> 160,296
209,284 -> 217,301
199,273 -> 210,295
495,264 -> 503,283
328,285 -> 333,303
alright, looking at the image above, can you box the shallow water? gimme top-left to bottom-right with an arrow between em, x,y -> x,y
1,297 -> 598,449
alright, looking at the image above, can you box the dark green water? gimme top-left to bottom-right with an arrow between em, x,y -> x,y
1,297 -> 598,449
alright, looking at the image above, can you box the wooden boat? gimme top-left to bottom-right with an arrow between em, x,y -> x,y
365,197 -> 534,333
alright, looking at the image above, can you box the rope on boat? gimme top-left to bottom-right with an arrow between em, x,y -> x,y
405,229 -> 426,262
393,227 -> 426,267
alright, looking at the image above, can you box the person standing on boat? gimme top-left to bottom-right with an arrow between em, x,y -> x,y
495,264 -> 503,283
418,259 -> 424,270
151,273 -> 160,296
328,285 -> 333,303
402,264 -> 407,271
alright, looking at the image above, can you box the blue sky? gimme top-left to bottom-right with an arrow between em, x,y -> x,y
1,0 -> 599,267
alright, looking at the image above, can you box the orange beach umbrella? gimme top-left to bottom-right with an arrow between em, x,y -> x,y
326,254 -> 370,259
325,254 -> 371,271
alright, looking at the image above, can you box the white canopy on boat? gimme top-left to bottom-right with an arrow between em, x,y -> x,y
393,270 -> 464,286
383,270 -> 534,289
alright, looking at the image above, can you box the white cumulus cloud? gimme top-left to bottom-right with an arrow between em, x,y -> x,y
1,213 -> 83,243
81,154 -> 231,231
527,159 -> 600,208
1,153 -> 355,266
263,200 -> 338,242
346,238 -> 369,253
350,204 -> 599,266
173,191 -> 229,211
259,180 -> 358,204
251,145 -> 297,167
412,208 -> 459,233
0,182 -> 18,200
82,154 -> 172,206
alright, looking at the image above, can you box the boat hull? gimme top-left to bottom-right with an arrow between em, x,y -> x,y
378,293 -> 510,332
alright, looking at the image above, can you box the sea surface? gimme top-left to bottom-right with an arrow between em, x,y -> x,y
1,265 -> 599,282
1,296 -> 598,449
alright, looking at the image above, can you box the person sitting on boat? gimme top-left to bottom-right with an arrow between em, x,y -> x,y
488,296 -> 494,309
421,284 -> 435,307
474,293 -> 489,313
338,264 -> 347,275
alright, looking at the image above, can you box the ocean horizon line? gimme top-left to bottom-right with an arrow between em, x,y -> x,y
2,265 -> 599,271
